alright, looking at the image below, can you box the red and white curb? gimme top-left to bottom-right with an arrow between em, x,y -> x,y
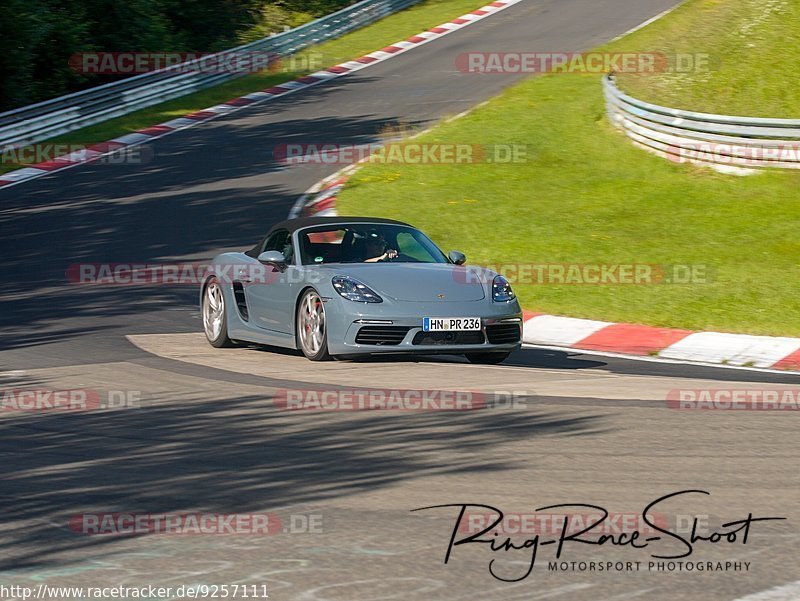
522,313 -> 800,371
289,165 -> 358,218
0,0 -> 524,191
293,172 -> 800,373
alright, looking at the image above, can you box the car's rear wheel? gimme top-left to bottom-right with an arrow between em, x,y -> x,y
297,289 -> 331,361
203,278 -> 234,348
465,351 -> 511,365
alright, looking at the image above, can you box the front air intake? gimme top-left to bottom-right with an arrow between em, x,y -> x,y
485,323 -> 521,344
355,326 -> 411,345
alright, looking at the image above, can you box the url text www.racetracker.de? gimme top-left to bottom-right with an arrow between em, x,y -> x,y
548,561 -> 750,572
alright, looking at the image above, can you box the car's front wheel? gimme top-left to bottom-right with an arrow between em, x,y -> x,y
465,351 -> 512,365
296,289 -> 331,361
203,278 -> 234,348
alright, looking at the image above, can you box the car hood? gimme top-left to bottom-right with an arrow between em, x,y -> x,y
320,263 -> 488,302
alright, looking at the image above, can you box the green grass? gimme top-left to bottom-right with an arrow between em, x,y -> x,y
609,0 -> 800,117
0,0 -> 486,175
338,74 -> 800,335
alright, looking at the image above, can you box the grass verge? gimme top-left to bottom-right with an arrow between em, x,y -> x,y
338,2 -> 800,336
1,0 -> 488,175
611,0 -> 800,117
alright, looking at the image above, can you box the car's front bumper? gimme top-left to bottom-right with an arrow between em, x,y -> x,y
324,297 -> 523,355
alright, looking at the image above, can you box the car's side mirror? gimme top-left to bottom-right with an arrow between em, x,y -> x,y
449,250 -> 466,265
258,250 -> 287,270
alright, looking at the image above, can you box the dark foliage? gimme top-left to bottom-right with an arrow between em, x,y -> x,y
0,0 -> 356,111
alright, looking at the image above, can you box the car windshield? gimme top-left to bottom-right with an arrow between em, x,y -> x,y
298,223 -> 449,265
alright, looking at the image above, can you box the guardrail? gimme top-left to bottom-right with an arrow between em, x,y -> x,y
603,73 -> 800,171
0,0 -> 421,149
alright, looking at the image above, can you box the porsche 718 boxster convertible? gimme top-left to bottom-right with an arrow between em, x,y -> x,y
200,217 -> 522,363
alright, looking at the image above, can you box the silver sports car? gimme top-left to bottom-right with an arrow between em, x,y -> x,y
200,217 -> 522,362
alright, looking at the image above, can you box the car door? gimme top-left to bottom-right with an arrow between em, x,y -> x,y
244,229 -> 299,334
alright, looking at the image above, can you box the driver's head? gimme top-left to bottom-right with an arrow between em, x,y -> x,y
365,230 -> 385,254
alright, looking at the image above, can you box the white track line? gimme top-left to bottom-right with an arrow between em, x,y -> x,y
522,344 -> 800,376
731,581 -> 800,601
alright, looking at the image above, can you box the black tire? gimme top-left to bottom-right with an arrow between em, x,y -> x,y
465,351 -> 512,365
296,289 -> 331,361
202,277 -> 235,348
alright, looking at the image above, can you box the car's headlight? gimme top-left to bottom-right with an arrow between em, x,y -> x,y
332,276 -> 383,303
492,275 -> 515,302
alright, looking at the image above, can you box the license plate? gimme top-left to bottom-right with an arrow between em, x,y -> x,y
422,317 -> 481,332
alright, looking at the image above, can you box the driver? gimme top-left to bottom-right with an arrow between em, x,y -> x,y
363,230 -> 398,262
